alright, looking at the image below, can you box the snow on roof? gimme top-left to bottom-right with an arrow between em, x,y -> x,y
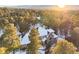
38,26 -> 47,36
21,32 -> 30,45
52,34 -> 58,38
37,16 -> 41,20
47,29 -> 55,33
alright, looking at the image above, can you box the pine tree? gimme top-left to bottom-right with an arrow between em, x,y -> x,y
51,40 -> 77,54
70,27 -> 79,48
27,28 -> 41,54
0,23 -> 20,53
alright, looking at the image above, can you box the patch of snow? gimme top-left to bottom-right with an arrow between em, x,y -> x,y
57,37 -> 65,40
39,46 -> 45,54
15,51 -> 26,54
10,50 -> 26,54
0,30 -> 3,37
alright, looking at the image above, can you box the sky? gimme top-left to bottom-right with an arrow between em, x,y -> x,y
0,0 -> 79,6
